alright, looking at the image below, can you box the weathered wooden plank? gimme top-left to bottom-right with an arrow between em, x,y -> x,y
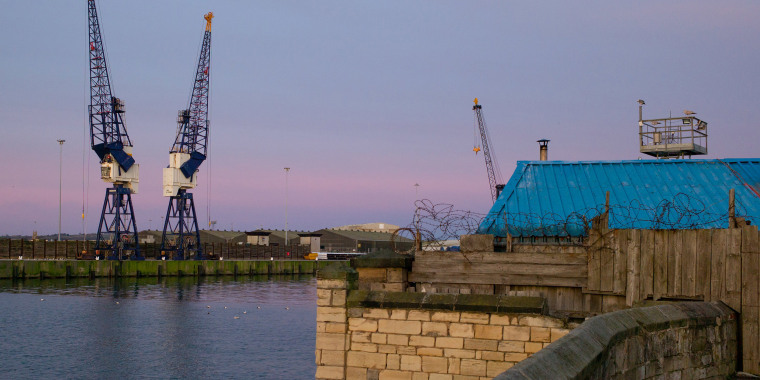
710,229 -> 727,303
695,229 -> 712,299
408,272 -> 587,288
601,295 -> 627,313
681,229 -> 697,297
415,251 -> 588,265
640,229 -> 654,299
626,229 -> 641,306
613,230 -> 627,295
600,231 -> 615,292
742,250 -> 759,308
410,262 -> 586,278
587,228 -> 601,291
743,225 -> 760,253
741,306 -> 760,374
666,230 -> 682,296
510,244 -> 587,254
726,228 -> 743,311
653,230 -> 668,300
587,294 -> 603,315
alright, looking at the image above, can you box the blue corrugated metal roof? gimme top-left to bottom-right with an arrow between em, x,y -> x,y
477,158 -> 760,237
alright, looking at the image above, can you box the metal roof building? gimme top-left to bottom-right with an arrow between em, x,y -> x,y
478,158 -> 760,238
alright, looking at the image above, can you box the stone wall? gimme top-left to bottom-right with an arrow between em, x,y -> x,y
315,264 -> 574,380
494,302 -> 738,380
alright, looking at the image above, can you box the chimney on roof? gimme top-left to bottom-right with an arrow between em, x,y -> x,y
538,139 -> 550,161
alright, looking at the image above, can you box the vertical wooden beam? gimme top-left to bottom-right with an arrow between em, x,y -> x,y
711,229 -> 727,302
695,229 -> 712,299
668,230 -> 683,296
681,229 -> 697,297
613,229 -> 627,295
587,221 -> 602,292
726,228 -> 743,311
626,229 -> 641,306
729,188 -> 736,228
654,230 -> 668,300
640,229 -> 654,299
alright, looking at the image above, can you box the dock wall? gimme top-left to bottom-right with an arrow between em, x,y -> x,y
315,261 -> 575,380
0,259 -> 342,279
495,302 -> 737,380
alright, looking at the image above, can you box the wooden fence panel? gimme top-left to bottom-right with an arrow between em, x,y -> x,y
726,228 -> 742,311
640,229 -> 654,299
667,230 -> 682,296
613,230 -> 627,295
653,230 -> 667,300
742,226 -> 760,374
681,229 -> 697,297
600,231 -> 614,292
626,229 -> 641,306
695,229 -> 712,299
710,229 -> 727,303
587,228 -> 601,292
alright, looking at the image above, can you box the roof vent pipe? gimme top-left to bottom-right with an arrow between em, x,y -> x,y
537,139 -> 550,161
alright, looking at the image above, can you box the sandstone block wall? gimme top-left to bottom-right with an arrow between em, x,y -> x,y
315,264 -> 573,380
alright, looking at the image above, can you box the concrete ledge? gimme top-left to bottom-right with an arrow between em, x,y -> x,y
460,234 -> 494,253
494,301 -> 738,380
0,259 -> 340,279
346,290 -> 547,314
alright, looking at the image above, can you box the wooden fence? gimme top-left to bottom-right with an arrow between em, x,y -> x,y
0,239 -> 311,260
588,224 -> 759,373
410,222 -> 760,374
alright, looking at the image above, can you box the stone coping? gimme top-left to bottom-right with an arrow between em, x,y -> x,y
350,250 -> 414,269
493,302 -> 736,380
317,263 -> 357,280
346,290 -> 547,314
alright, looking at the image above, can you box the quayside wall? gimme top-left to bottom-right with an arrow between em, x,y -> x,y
315,243 -> 748,379
316,264 -> 574,380
496,302 -> 737,380
0,259 -> 342,279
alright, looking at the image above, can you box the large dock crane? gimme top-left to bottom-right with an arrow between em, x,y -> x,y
88,0 -> 142,260
472,98 -> 504,203
160,12 -> 213,260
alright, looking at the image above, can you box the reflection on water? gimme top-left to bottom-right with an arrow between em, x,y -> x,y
0,276 -> 317,380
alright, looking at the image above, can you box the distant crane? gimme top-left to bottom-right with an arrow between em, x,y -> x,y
160,12 -> 213,260
472,98 -> 504,203
88,0 -> 142,260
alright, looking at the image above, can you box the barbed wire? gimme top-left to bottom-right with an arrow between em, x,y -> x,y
402,193 -> 756,251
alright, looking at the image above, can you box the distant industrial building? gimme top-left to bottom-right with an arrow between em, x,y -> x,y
313,228 -> 413,253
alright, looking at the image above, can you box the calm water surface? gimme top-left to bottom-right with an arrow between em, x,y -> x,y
0,276 -> 317,379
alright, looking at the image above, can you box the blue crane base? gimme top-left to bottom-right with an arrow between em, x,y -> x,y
160,190 -> 205,260
94,185 -> 143,261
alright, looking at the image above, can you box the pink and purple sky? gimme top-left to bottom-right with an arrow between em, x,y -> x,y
1,1 -> 759,236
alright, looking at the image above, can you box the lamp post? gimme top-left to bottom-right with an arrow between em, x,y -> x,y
284,167 -> 290,248
57,139 -> 66,241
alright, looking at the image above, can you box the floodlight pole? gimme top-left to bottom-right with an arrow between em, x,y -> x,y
57,139 -> 66,241
285,167 -> 290,249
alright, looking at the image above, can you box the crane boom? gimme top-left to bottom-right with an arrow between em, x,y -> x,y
473,98 -> 504,203
161,12 -> 213,260
88,0 -> 135,175
87,0 -> 141,260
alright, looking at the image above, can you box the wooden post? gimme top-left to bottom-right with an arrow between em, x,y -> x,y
729,188 -> 736,228
20,239 -> 24,258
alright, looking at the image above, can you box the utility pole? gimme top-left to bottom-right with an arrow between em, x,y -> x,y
284,167 -> 290,248
57,139 -> 66,241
